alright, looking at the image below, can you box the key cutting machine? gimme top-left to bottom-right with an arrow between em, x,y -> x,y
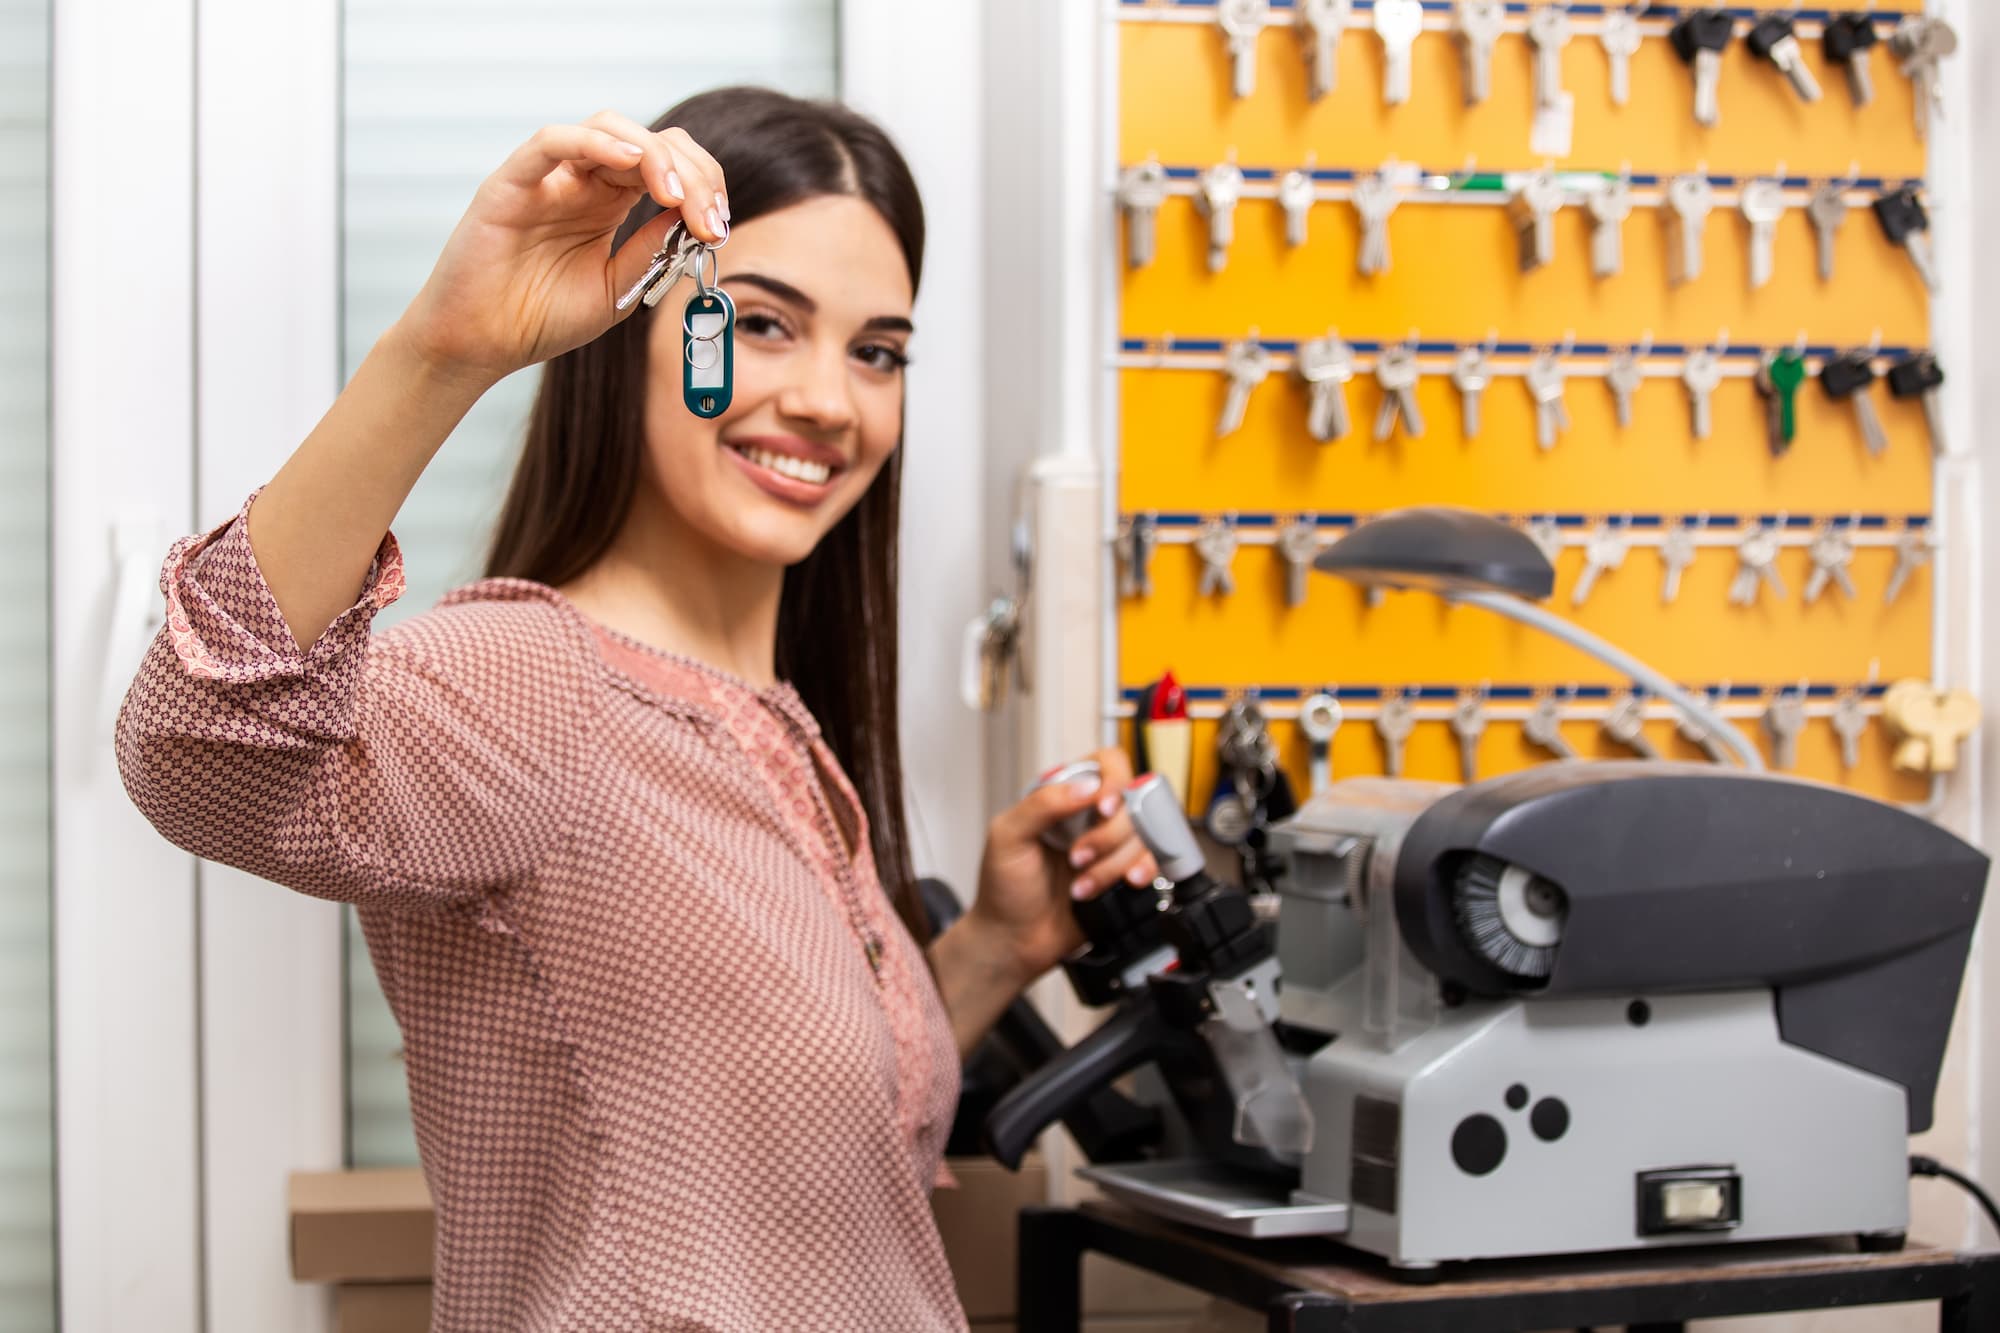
985,508 -> 1989,1274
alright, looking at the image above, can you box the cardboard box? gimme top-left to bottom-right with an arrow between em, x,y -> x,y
289,1168 -> 434,1283
334,1283 -> 431,1333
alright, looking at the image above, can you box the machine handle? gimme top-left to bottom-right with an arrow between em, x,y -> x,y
983,997 -> 1185,1169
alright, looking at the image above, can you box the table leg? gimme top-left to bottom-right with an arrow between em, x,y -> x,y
1018,1206 -> 1084,1333
1939,1252 -> 2000,1332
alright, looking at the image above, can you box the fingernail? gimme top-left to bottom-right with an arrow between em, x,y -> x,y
1126,864 -> 1152,887
616,140 -> 645,157
707,208 -> 726,238
1097,794 -> 1121,819
666,171 -> 684,199
1070,877 -> 1094,901
1067,776 -> 1102,800
718,194 -> 731,222
1069,845 -> 1097,870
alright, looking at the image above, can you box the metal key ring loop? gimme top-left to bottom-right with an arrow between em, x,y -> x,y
681,290 -> 729,344
684,337 -> 721,370
686,244 -> 717,300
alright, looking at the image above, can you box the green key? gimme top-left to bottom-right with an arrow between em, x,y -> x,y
1758,349 -> 1808,455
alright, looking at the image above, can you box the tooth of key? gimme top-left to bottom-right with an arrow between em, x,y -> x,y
1297,0 -> 1352,102
1666,173 -> 1716,285
1197,162 -> 1245,274
1729,524 -> 1786,607
1524,695 -> 1578,761
1352,169 -> 1401,276
1525,348 -> 1570,451
1296,330 -> 1357,443
1806,179 -> 1849,284
1373,343 -> 1426,441
1660,520 -> 1698,604
1830,691 -> 1870,771
1606,345 -> 1644,429
1116,160 -> 1169,271
1298,692 -> 1342,795
1217,0 -> 1270,101
1217,337 -> 1273,439
1196,518 -> 1240,598
1510,170 -> 1565,273
1884,526 -> 1933,606
1763,692 -> 1807,770
1278,519 -> 1322,608
1374,0 -> 1425,107
1450,692 -> 1487,784
1805,525 -> 1858,604
1605,693 -> 1662,760
1454,0 -> 1506,107
1819,351 -> 1887,458
1374,693 -> 1416,778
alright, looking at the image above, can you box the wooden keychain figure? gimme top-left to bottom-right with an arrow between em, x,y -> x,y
614,219 -> 736,418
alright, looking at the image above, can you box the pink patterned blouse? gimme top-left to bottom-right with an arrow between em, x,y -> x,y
115,494 -> 968,1332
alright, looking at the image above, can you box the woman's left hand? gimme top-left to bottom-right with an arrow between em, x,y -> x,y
966,747 -> 1161,988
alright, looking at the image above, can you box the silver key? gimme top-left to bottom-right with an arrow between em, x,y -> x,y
1587,174 -> 1633,279
1666,174 -> 1715,285
1298,692 -> 1342,795
1453,0 -> 1507,106
1450,344 -> 1492,439
1681,345 -> 1722,441
1216,337 -> 1272,439
1217,0 -> 1269,101
1756,23 -> 1822,104
1278,520 -> 1321,608
1450,691 -> 1487,784
1278,168 -> 1317,248
1296,330 -> 1357,443
1195,518 -> 1240,598
1571,520 -> 1628,607
1527,5 -> 1573,111
1804,526 -> 1857,604
1660,520 -> 1698,604
1116,512 -> 1156,599
1763,693 -> 1807,770
1606,345 -> 1644,428
1892,18 -> 1958,142
1676,685 -> 1733,764
1297,0 -> 1351,102
1352,169 -> 1401,276
1197,161 -> 1245,273
1525,516 -> 1565,568
1884,527 -> 1933,606
1510,170 -> 1564,273
1738,177 -> 1785,291
1116,161 -> 1169,271
1807,179 -> 1849,283
1598,6 -> 1641,106
1374,693 -> 1416,778
616,225 -> 700,312
1525,348 -> 1570,451
1605,694 -> 1662,760
1374,0 -> 1425,107
1523,695 -> 1577,760
1373,343 -> 1425,441
1729,524 -> 1786,607
1830,691 -> 1869,771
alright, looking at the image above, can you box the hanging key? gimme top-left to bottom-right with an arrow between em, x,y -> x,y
1217,0 -> 1269,101
1747,15 -> 1821,104
1884,526 -> 1933,606
1278,519 -> 1321,608
1572,520 -> 1628,607
1525,347 -> 1570,451
1450,691 -> 1487,784
1606,345 -> 1644,428
1677,686 -> 1734,764
1374,693 -> 1416,778
1525,516 -> 1565,569
1298,692 -> 1342,795
1872,185 -> 1941,294
1755,349 -> 1806,457
1526,5 -> 1573,112
1891,18 -> 1958,142
1763,693 -> 1808,771
1216,337 -> 1273,439
1278,168 -> 1317,248
1510,170 -> 1564,273
1681,344 -> 1722,442
1660,520 -> 1698,604
1599,5 -> 1641,107
1806,179 -> 1849,283
1820,351 -> 1887,458
1804,525 -> 1858,604
1588,174 -> 1633,279
1297,0 -> 1352,102
1117,512 -> 1157,599
1116,161 -> 1169,271
1352,169 -> 1401,276
1670,10 -> 1735,128
1454,0 -> 1506,107
1374,343 -> 1425,441
1666,173 -> 1715,285
1196,518 -> 1240,598
1605,693 -> 1662,760
1450,343 -> 1492,440
1374,0 -> 1425,107
1729,524 -> 1786,607
1886,352 -> 1946,456
1524,695 -> 1578,761
1830,690 -> 1869,771
1824,15 -> 1879,107
1296,330 -> 1357,443
1738,177 -> 1785,291
1197,161 -> 1245,274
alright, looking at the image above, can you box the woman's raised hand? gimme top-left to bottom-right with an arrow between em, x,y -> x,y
396,110 -> 729,386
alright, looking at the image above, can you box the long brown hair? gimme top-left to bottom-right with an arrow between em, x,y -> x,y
485,87 -> 930,946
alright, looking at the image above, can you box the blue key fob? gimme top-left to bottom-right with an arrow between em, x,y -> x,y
683,286 -> 735,419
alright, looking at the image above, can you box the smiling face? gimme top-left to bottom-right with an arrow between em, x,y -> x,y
639,193 -> 915,569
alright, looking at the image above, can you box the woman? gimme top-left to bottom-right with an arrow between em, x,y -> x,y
117,87 -> 1157,1331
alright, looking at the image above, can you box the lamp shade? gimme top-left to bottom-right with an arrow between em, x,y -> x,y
1313,506 -> 1556,601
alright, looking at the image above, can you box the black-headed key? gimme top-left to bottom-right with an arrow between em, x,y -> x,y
1887,352 -> 1946,455
1824,15 -> 1880,106
1748,15 -> 1821,103
1872,185 -> 1940,293
1819,351 -> 1887,457
1670,10 -> 1736,127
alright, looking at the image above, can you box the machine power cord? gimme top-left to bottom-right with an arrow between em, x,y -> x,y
1910,1154 -> 2000,1239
